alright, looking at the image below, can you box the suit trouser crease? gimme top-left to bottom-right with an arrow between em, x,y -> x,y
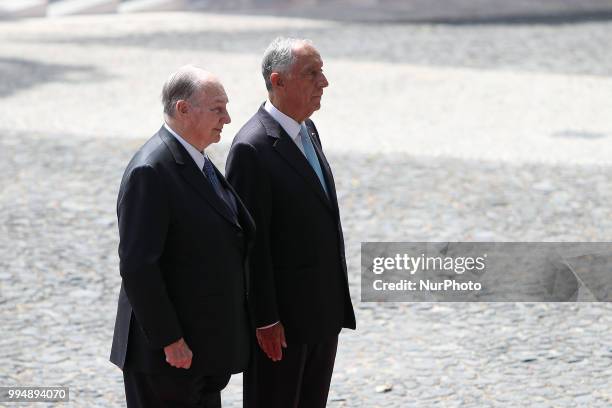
123,369 -> 230,408
244,336 -> 338,408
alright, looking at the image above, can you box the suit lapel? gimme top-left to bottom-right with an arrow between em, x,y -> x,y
220,174 -> 256,238
257,107 -> 333,211
158,127 -> 240,228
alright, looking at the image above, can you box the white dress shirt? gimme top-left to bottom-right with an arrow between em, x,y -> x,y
164,122 -> 209,172
264,101 -> 306,155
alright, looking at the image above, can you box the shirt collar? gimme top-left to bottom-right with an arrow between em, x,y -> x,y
264,101 -> 303,144
164,122 -> 206,171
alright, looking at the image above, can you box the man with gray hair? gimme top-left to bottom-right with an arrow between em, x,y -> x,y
226,38 -> 356,407
110,65 -> 255,408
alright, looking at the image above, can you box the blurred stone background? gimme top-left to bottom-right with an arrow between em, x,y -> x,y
1,1 -> 612,407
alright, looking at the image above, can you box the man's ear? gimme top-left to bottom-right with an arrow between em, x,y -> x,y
176,100 -> 189,115
270,72 -> 283,88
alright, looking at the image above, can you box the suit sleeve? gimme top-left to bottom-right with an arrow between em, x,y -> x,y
117,164 -> 183,349
226,142 -> 279,327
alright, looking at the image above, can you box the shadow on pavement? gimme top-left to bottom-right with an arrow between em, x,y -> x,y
192,0 -> 612,25
401,10 -> 612,25
202,7 -> 612,26
10,21 -> 612,77
0,57 -> 112,98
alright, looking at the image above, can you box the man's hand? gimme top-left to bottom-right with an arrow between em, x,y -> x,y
256,322 -> 287,362
163,337 -> 193,369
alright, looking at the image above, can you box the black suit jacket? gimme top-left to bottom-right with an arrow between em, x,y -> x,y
110,126 -> 255,376
226,106 -> 356,344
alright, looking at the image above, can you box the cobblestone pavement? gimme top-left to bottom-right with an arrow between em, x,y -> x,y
1,11 -> 611,407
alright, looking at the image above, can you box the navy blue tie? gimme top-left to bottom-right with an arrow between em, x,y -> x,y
203,156 -> 237,215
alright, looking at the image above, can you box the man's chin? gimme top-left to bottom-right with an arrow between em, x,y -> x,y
209,131 -> 222,144
308,105 -> 321,116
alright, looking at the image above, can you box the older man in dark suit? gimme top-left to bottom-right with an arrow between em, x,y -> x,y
110,65 -> 255,408
226,38 -> 356,408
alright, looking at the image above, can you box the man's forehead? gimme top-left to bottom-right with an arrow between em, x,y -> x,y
295,50 -> 323,69
211,95 -> 229,104
203,92 -> 229,104
198,82 -> 228,102
296,44 -> 321,57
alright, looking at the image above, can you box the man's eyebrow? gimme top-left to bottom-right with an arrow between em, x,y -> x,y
304,62 -> 322,70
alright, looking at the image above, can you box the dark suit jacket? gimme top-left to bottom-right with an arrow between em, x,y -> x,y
226,106 -> 356,344
110,126 -> 255,376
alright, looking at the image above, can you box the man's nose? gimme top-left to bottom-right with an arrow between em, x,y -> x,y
320,72 -> 329,88
224,111 -> 231,124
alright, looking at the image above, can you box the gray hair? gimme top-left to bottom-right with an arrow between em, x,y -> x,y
261,37 -> 312,91
161,65 -> 205,117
